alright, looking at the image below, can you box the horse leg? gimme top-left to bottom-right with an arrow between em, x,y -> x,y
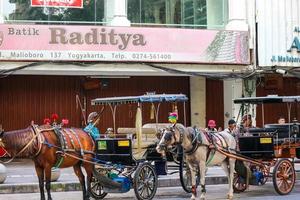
82,162 -> 94,200
199,160 -> 206,200
34,164 -> 46,200
188,162 -> 197,200
221,159 -> 234,200
44,165 -> 53,200
73,163 -> 88,200
227,158 -> 235,200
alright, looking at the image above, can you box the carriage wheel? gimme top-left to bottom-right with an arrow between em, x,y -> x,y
233,173 -> 247,193
272,159 -> 295,195
179,157 -> 200,193
90,176 -> 108,199
133,162 -> 158,200
90,168 -> 108,199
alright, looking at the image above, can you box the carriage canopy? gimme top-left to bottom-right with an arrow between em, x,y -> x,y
91,93 -> 188,105
233,95 -> 300,104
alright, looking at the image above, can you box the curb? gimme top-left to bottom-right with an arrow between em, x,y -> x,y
0,175 -> 227,194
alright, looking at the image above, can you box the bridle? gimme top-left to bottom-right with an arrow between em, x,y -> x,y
158,124 -> 184,150
160,125 -> 206,156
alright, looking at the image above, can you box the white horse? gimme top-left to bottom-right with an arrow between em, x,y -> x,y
156,123 -> 237,200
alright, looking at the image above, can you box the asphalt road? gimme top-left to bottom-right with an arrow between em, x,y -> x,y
1,182 -> 300,200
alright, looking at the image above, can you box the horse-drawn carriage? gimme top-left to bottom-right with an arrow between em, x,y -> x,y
88,93 -> 189,200
0,93 -> 188,200
156,95 -> 300,200
232,95 -> 300,195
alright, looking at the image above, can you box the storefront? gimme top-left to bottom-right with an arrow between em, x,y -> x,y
0,0 -> 250,131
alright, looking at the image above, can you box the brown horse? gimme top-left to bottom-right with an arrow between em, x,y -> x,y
0,125 -> 95,200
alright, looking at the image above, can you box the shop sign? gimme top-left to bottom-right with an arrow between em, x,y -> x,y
0,24 -> 249,64
257,0 -> 300,67
270,26 -> 300,65
31,0 -> 83,8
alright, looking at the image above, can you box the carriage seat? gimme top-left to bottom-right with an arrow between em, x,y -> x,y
264,123 -> 300,140
117,123 -> 175,160
117,127 -> 158,149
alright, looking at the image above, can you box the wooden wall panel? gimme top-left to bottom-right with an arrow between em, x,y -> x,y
0,75 -> 190,133
0,75 -> 82,131
256,77 -> 300,127
206,79 -> 224,129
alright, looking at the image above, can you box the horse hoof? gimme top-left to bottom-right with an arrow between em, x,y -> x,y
227,194 -> 233,200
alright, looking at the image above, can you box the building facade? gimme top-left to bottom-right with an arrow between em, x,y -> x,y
255,0 -> 300,125
0,0 -> 251,132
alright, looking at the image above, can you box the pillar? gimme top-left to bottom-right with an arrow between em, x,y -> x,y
223,79 -> 243,126
190,77 -> 206,128
106,0 -> 131,26
226,0 -> 248,31
0,1 -> 4,23
223,0 -> 251,127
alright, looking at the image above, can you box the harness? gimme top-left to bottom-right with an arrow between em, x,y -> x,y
172,125 -> 232,165
184,127 -> 202,155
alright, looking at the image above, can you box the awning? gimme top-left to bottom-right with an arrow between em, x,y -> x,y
91,94 -> 189,105
0,61 -> 249,77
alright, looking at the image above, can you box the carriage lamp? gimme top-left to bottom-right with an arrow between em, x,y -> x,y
100,79 -> 109,88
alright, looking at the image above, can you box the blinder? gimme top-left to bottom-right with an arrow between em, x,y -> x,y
164,131 -> 173,141
162,125 -> 184,145
0,130 -> 4,147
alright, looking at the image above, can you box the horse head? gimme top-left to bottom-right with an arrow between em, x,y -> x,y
0,130 -> 5,147
156,124 -> 183,156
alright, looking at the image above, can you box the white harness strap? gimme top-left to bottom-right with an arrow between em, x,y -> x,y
69,128 -> 84,156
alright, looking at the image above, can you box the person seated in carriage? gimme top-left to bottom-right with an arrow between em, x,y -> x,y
239,114 -> 255,136
277,116 -> 286,124
84,112 -> 101,141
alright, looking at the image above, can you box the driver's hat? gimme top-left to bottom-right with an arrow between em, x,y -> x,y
87,112 -> 99,123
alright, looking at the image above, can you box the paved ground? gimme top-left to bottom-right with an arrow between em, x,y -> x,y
1,183 -> 300,200
1,159 -> 300,195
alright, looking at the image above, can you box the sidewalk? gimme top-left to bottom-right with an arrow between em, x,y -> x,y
0,159 -> 299,194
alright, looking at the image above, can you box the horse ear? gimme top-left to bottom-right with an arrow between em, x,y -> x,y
172,123 -> 179,131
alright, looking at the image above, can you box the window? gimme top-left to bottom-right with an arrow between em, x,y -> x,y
2,0 -> 228,28
128,0 -> 228,29
3,0 -> 105,24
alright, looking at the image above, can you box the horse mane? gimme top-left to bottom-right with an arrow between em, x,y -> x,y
3,126 -> 38,158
